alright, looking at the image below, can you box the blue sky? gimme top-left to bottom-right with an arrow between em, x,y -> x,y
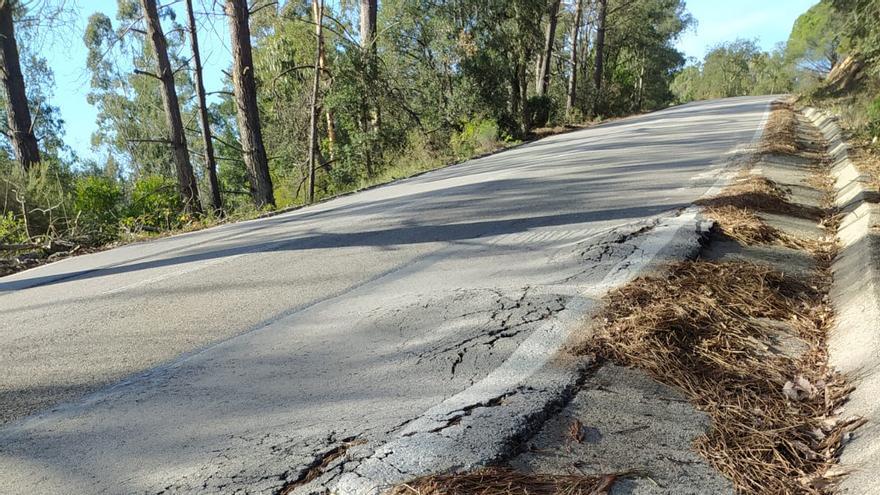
677,0 -> 818,61
44,0 -> 818,162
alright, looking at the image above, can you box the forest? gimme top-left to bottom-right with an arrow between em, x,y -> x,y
0,0 -> 878,270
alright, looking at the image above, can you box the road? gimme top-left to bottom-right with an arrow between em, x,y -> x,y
0,96 -> 773,494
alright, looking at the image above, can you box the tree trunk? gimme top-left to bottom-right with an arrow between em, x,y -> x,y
518,58 -> 529,136
536,0 -> 561,97
509,70 -> 521,130
359,0 -> 377,52
534,53 -> 543,92
358,0 -> 378,177
226,0 -> 274,208
565,0 -> 583,116
307,0 -> 324,204
185,0 -> 221,213
314,0 -> 335,160
141,0 -> 201,214
591,0 -> 607,117
635,57 -> 645,112
0,0 -> 40,172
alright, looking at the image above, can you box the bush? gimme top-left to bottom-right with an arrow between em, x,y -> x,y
525,95 -> 552,128
74,175 -> 122,242
0,211 -> 27,244
451,118 -> 499,158
0,162 -> 73,240
124,175 -> 183,231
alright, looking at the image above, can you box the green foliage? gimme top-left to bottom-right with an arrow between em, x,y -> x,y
593,0 -> 691,116
0,212 -> 27,244
525,96 -> 552,128
84,9 -> 196,179
451,118 -> 500,158
831,0 -> 880,59
0,162 -> 73,240
670,66 -> 700,103
672,40 -> 794,103
74,176 -> 122,242
786,1 -> 847,74
125,175 -> 184,231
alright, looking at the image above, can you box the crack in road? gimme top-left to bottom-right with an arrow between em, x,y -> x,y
413,288 -> 569,380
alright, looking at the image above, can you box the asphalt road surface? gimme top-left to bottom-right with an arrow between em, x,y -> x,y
0,96 -> 773,494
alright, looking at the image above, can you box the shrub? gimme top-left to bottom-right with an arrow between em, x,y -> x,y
0,211 -> 27,244
1,162 -> 73,240
74,175 -> 122,242
124,175 -> 183,231
525,95 -> 552,128
451,118 -> 499,158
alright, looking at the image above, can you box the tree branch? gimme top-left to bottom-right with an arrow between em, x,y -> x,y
134,68 -> 162,79
127,138 -> 171,144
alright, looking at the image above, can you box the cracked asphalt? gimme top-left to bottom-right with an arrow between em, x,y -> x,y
0,96 -> 773,494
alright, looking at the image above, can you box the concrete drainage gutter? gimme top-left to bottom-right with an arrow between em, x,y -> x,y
804,107 -> 880,494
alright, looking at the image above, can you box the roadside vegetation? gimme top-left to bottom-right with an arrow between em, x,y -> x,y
1,0 -> 694,274
671,0 -> 880,163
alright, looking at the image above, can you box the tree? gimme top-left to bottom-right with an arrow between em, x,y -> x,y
85,10 -> 192,179
185,0 -> 221,213
565,0 -> 584,116
786,1 -> 846,75
226,0 -> 274,208
0,0 -> 40,171
536,0 -> 561,97
830,0 -> 880,59
670,39 -> 792,103
359,0 -> 377,50
511,0 -> 544,135
359,0 -> 378,176
140,0 -> 201,214
307,0 -> 324,204
591,0 -> 607,116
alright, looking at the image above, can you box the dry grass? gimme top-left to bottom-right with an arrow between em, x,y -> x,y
851,145 -> 880,193
760,102 -> 801,156
570,102 -> 859,494
696,171 -> 836,256
529,125 -> 583,140
697,173 -> 822,221
579,260 -> 861,494
702,204 -> 827,252
388,468 -> 617,495
702,204 -> 787,246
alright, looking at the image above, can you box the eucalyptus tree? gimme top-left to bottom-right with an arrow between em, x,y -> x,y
139,0 -> 201,214
226,0 -> 274,208
84,4 -> 198,186
0,0 -> 40,171
185,0 -> 221,212
536,0 -> 561,97
591,0 -> 607,116
565,0 -> 585,116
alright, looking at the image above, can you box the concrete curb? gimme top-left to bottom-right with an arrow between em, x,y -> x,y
804,107 -> 880,494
